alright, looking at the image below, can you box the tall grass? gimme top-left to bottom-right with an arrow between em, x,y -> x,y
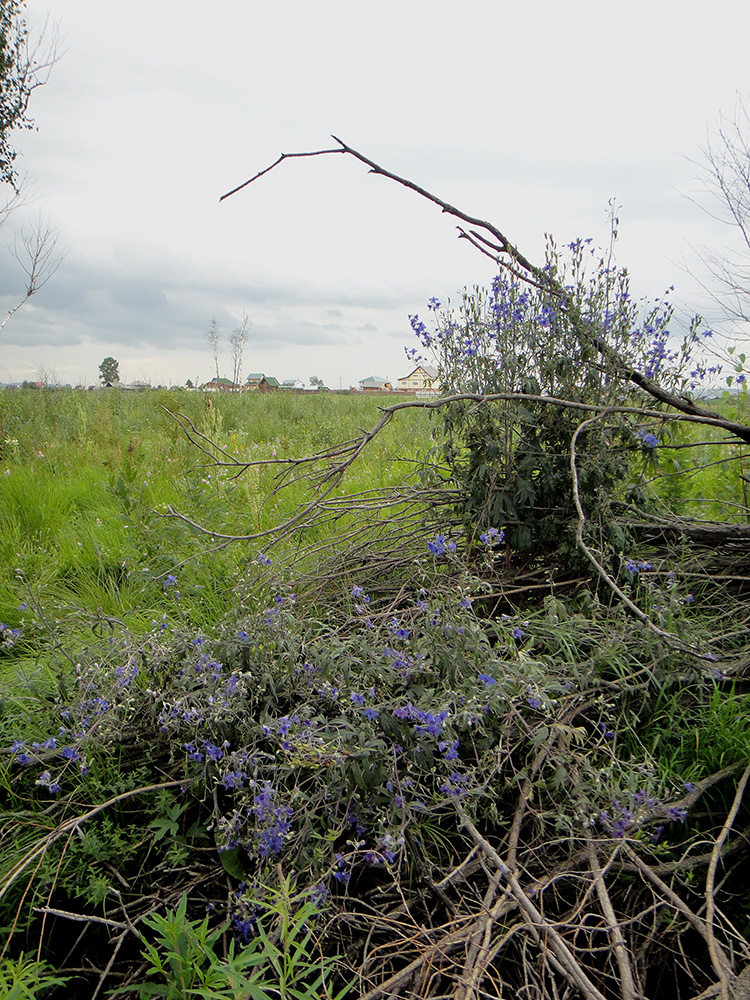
0,388 -> 434,668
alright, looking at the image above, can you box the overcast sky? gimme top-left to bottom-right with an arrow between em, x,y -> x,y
1,0 -> 748,387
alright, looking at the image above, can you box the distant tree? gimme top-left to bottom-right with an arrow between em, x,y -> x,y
99,357 -> 119,384
206,317 -> 221,382
185,378 -> 193,388
309,375 -> 324,388
229,311 -> 250,389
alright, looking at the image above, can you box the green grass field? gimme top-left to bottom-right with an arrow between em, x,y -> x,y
1,385 -> 750,999
0,388 -> 435,658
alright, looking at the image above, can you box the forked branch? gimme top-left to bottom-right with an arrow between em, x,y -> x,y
221,136 -> 750,443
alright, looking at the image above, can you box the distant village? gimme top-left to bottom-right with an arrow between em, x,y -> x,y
0,364 -> 441,395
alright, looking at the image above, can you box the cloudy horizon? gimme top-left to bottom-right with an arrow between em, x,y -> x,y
1,0 -> 749,388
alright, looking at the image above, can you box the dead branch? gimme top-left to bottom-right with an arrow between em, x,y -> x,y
221,136 -> 750,443
1,212 -> 66,332
705,762 -> 750,998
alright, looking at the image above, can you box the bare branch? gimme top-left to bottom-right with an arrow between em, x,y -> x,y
222,136 -> 750,440
1,211 -> 65,332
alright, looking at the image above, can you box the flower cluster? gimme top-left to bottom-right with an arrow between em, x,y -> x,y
625,559 -> 653,575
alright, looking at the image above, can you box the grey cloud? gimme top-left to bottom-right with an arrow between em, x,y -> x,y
247,319 -> 348,347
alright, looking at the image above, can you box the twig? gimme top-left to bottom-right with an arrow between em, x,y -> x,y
621,844 -> 736,974
456,807 -> 608,1000
585,836 -> 639,1000
32,906 -> 128,929
705,762 -> 750,998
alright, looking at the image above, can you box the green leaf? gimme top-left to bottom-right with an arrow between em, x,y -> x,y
218,845 -> 248,879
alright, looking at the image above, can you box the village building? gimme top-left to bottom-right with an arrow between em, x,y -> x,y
245,374 -> 280,392
358,376 -> 392,392
200,377 -> 241,391
397,364 -> 439,394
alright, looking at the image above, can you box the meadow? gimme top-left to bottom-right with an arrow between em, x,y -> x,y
0,388 -> 436,658
1,371 -> 749,1000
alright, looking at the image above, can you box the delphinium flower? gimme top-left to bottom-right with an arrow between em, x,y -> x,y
635,429 -> 659,450
364,833 -> 403,865
427,532 -> 457,556
252,782 -> 293,858
526,689 -> 544,711
333,852 -> 351,883
220,769 -> 248,790
115,661 -> 138,687
35,770 -> 61,794
438,739 -> 459,761
350,585 -> 371,616
389,618 -> 411,640
0,623 -> 23,648
10,740 -> 31,765
625,559 -> 652,575
439,772 -> 470,798
393,703 -> 450,737
427,534 -> 445,556
184,742 -> 204,762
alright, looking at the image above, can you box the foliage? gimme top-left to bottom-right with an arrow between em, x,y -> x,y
0,388 -> 431,672
0,0 -> 45,189
113,886 -> 350,1000
406,236 -> 716,563
99,356 -> 121,384
3,523 -> 747,996
0,952 -> 71,998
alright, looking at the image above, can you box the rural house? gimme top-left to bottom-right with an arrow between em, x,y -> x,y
358,376 -> 391,392
200,377 -> 241,391
397,364 -> 439,394
245,374 -> 280,392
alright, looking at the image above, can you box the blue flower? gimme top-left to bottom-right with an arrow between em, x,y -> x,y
478,673 -> 496,687
512,627 -> 524,641
636,429 -> 659,450
667,806 -> 688,823
438,739 -> 459,760
480,526 -> 504,546
427,534 -> 446,556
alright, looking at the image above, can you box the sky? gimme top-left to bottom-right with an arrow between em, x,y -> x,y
1,0 -> 749,388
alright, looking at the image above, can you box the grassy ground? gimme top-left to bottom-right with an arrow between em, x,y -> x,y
0,388 -> 434,664
1,386 -> 749,1000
